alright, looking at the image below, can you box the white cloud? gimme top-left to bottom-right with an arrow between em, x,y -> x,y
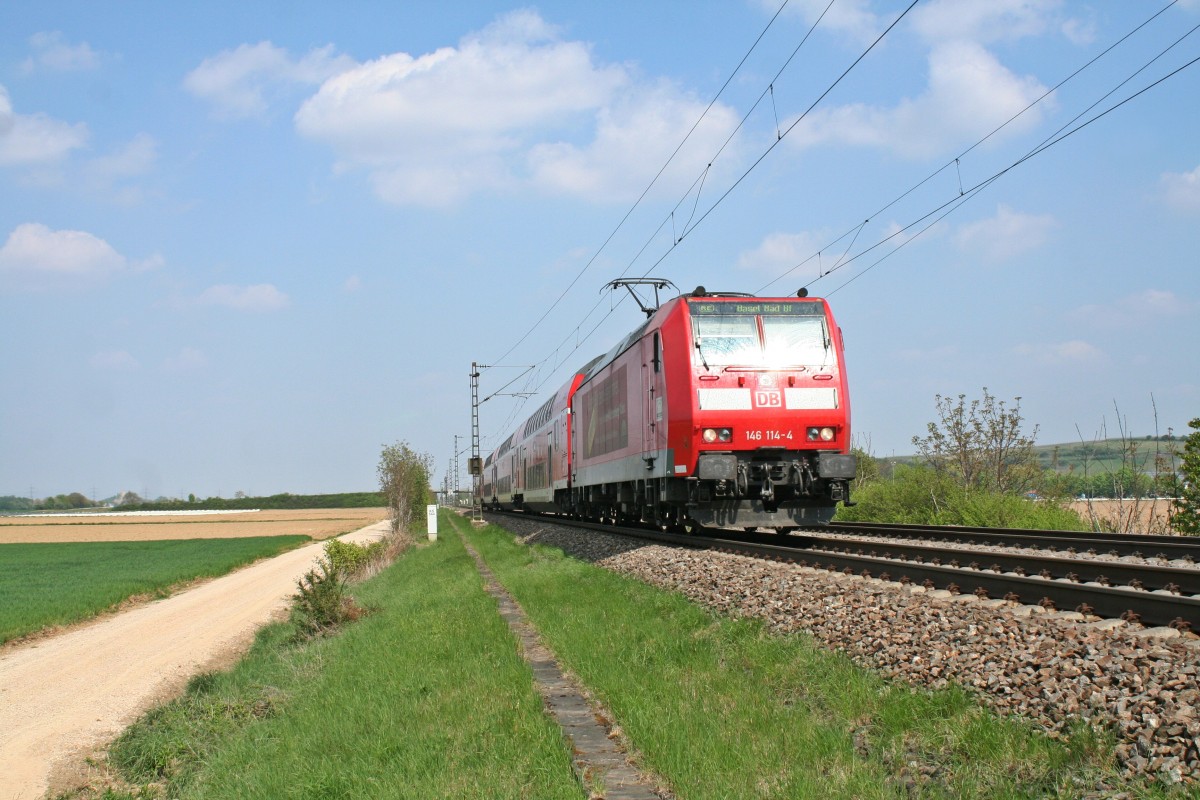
954,204 -> 1056,263
910,0 -> 1061,45
163,347 -> 208,372
1161,164 -> 1200,212
0,223 -> 127,285
78,133 -> 160,205
1060,16 -> 1097,46
185,41 -> 355,119
88,133 -> 158,180
0,85 -> 89,166
1016,339 -> 1104,365
21,31 -> 101,72
90,349 -> 139,371
736,230 -> 829,274
1071,289 -> 1192,329
777,0 -> 885,44
197,283 -> 289,311
295,10 -> 729,206
342,275 -> 361,292
789,41 -> 1049,158
528,81 -> 738,203
1131,289 -> 1189,316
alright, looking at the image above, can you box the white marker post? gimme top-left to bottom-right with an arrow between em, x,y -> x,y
426,504 -> 438,542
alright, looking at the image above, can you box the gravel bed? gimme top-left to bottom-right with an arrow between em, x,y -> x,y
487,514 -> 1200,787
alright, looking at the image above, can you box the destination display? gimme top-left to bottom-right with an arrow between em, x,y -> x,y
687,300 -> 824,316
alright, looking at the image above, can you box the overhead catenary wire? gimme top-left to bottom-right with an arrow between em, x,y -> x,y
487,0 -> 894,421
755,0 -> 1189,295
476,1 -> 807,446
823,43 -> 1200,296
480,2 -> 1198,447
541,1 -> 1197,409
485,0 -> 797,370
476,0 -> 849,444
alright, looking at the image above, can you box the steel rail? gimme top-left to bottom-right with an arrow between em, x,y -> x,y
817,521 -> 1200,561
795,534 -> 1200,595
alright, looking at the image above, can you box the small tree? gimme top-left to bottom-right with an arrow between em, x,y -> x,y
378,441 -> 434,534
911,388 -> 1039,494
851,434 -> 880,489
1171,417 -> 1200,535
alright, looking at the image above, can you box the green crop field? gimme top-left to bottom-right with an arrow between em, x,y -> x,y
0,536 -> 310,644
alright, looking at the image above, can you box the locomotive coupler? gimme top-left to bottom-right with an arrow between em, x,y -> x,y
760,477 -> 775,502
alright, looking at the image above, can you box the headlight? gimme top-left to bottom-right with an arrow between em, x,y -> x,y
702,428 -> 733,444
807,427 -> 835,442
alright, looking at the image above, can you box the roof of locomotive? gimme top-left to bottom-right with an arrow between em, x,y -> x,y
576,290 -> 830,384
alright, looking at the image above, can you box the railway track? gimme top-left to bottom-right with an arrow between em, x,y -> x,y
494,512 -> 1200,630
818,520 -> 1200,561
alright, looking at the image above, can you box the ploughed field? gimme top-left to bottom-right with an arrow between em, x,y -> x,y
0,508 -> 388,646
0,507 -> 388,544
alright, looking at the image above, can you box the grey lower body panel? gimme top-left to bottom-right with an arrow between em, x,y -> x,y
690,501 -> 836,528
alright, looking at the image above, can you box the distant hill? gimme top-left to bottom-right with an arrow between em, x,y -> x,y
879,437 -> 1182,476
1032,437 -> 1181,475
117,492 -> 386,511
1,492 -> 386,514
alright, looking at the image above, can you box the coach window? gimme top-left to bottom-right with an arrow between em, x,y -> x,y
652,332 -> 661,373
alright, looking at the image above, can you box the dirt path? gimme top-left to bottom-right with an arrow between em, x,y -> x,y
0,520 -> 390,800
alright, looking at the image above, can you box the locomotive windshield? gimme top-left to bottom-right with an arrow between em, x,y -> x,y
690,301 -> 831,367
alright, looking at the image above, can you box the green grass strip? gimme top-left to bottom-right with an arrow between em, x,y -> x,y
463,518 -> 1180,799
103,519 -> 582,800
0,537 -> 310,644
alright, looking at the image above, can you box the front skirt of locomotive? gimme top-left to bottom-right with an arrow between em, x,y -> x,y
688,450 -> 856,529
689,500 -> 837,528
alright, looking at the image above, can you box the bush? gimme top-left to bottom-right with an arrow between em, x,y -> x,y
323,539 -> 371,577
836,465 -> 1088,530
1172,417 -> 1200,535
289,559 -> 364,640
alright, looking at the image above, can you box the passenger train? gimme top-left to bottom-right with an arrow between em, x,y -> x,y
478,283 -> 856,531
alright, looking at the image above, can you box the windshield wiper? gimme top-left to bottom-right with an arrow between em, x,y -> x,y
694,338 -> 711,372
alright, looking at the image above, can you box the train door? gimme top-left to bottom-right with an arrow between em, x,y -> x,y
643,330 -> 667,464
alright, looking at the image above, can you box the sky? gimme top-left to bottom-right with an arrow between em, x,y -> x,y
1,1 -> 1198,501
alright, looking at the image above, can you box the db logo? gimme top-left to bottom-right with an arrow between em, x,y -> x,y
754,390 -> 782,408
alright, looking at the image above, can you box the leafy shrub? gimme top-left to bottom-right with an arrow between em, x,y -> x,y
289,559 -> 364,639
323,539 -> 371,577
836,465 -> 1088,530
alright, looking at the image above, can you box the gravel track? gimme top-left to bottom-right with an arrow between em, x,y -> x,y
0,521 -> 389,800
489,514 -> 1200,787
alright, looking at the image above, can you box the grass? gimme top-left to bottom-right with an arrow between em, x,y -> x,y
458,515 -> 1183,799
76,512 -> 1190,799
0,536 -> 309,644
92,520 -> 581,800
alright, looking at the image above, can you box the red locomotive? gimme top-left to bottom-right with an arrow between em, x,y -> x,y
479,281 -> 856,530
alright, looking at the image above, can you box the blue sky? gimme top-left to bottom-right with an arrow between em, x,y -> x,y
2,1 -> 1198,501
